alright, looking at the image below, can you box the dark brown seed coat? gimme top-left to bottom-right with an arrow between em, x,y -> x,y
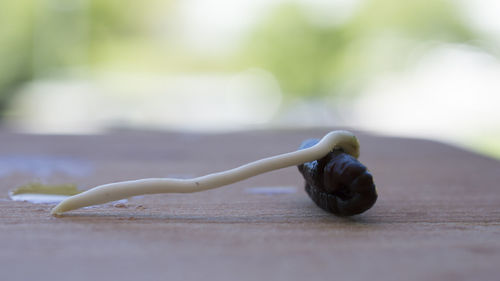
297,139 -> 378,216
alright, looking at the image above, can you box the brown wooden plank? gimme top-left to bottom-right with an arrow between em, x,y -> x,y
1,129 -> 499,281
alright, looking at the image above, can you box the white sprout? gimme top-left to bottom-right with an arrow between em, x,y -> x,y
51,130 -> 360,215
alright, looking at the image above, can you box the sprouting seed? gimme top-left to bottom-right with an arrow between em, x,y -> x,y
51,130 -> 376,216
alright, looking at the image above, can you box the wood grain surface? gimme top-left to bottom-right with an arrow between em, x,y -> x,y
1,129 -> 499,281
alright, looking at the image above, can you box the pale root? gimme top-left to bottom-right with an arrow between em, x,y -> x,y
51,130 -> 360,215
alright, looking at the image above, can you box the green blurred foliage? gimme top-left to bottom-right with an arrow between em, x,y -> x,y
243,0 -> 477,98
87,0 -> 172,68
0,0 -> 171,116
0,0 -> 484,115
0,0 -> 34,112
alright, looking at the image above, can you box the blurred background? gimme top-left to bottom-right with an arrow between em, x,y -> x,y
1,0 -> 499,158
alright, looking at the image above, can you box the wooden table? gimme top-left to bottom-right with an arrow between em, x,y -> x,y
1,129 -> 499,281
